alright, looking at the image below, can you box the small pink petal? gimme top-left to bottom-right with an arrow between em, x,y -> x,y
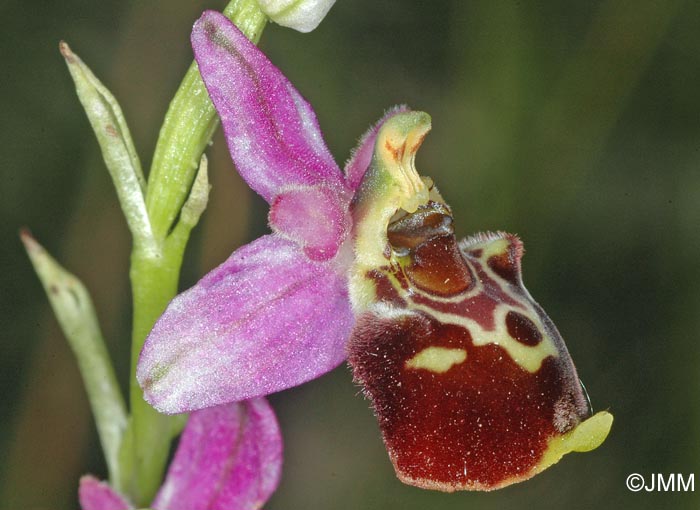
78,476 -> 132,510
137,235 -> 354,413
269,185 -> 350,261
152,399 -> 282,510
344,105 -> 410,190
192,10 -> 347,203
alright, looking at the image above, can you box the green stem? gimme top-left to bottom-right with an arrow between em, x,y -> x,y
145,0 -> 267,241
121,243 -> 185,503
122,2 -> 267,505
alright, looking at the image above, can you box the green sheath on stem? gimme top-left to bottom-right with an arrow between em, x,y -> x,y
57,0 -> 266,504
145,0 -> 267,241
21,231 -> 127,490
123,1 -> 267,504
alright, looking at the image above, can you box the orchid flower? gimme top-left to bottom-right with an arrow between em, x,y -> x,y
79,399 -> 281,510
138,10 -> 613,491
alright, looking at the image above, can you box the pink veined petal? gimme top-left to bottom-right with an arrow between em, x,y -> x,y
78,476 -> 133,510
192,10 -> 347,203
137,235 -> 354,414
152,399 -> 282,510
344,105 -> 410,191
269,185 -> 350,261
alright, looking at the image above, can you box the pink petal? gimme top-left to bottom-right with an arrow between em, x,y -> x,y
152,399 -> 282,510
269,185 -> 350,261
137,235 -> 354,413
344,105 -> 410,191
78,476 -> 132,510
192,10 -> 347,203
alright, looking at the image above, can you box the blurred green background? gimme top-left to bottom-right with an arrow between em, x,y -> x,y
1,0 -> 699,509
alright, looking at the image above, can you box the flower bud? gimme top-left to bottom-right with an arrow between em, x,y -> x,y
257,0 -> 336,32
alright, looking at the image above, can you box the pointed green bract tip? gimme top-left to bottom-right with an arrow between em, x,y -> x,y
21,229 -> 127,487
60,40 -> 154,252
21,228 -> 76,293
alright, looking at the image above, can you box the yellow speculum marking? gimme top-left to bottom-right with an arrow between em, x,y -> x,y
407,300 -> 557,373
394,235 -> 558,373
405,346 -> 467,373
364,255 -> 557,374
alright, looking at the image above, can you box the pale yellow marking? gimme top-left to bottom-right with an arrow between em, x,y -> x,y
348,271 -> 379,313
350,141 -> 560,375
459,233 -> 511,257
478,237 -> 511,259
408,302 -> 557,373
405,346 -> 467,373
401,237 -> 558,373
352,252 -> 558,373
